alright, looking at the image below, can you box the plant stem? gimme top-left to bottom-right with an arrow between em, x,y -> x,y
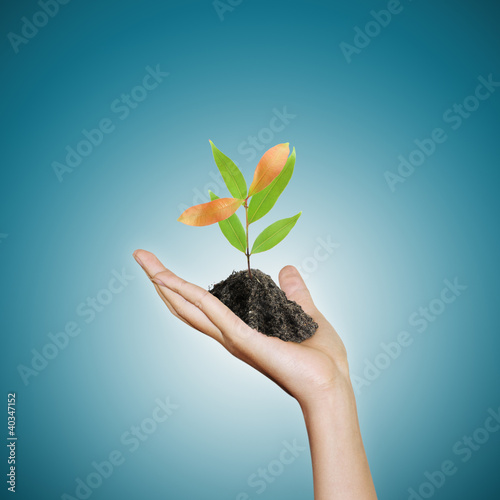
244,199 -> 252,279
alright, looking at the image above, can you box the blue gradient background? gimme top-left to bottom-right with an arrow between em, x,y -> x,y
1,1 -> 499,499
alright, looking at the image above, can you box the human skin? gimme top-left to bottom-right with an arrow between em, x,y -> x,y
133,249 -> 377,500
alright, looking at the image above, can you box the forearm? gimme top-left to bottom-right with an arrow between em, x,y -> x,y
300,376 -> 377,500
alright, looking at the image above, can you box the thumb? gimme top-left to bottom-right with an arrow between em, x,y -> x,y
278,265 -> 318,319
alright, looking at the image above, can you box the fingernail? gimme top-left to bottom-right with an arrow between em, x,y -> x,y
133,252 -> 145,269
151,277 -> 167,287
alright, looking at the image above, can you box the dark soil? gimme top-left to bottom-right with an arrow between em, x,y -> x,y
209,269 -> 318,342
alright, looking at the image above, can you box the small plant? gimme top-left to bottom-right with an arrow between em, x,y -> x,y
178,141 -> 300,278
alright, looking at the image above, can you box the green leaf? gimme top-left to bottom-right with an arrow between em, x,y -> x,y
209,191 -> 246,253
248,147 -> 295,223
251,212 -> 302,254
209,141 -> 247,199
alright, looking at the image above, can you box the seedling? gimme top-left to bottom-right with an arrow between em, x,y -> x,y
177,140 -> 317,342
178,141 -> 300,279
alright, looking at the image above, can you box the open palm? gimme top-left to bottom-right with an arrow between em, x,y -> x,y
133,249 -> 349,408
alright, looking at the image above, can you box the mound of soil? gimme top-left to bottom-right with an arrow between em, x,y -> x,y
209,269 -> 318,342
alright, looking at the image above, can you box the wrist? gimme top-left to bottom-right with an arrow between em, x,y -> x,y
298,368 -> 355,415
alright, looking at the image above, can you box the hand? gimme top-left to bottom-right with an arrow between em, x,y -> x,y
132,249 -> 349,408
133,249 -> 377,499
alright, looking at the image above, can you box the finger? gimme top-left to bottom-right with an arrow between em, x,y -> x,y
278,265 -> 336,343
154,282 -> 224,343
133,249 -> 223,343
278,265 -> 321,319
152,283 -> 192,326
151,268 -> 268,355
133,249 -> 168,278
278,266 -> 348,355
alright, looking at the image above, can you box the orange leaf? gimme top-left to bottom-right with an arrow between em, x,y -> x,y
248,143 -> 290,197
178,197 -> 244,226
